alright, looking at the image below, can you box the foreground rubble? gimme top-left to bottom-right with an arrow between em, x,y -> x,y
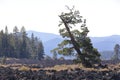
0,58 -> 120,80
0,63 -> 120,80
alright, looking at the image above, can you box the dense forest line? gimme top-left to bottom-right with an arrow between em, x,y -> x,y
0,26 -> 44,60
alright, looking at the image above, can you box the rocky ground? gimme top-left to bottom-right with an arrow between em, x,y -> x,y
0,64 -> 120,80
0,59 -> 120,80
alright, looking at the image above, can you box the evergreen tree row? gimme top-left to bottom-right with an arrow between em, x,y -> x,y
0,26 -> 44,60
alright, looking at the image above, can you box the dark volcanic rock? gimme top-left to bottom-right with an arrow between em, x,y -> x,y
0,66 -> 120,80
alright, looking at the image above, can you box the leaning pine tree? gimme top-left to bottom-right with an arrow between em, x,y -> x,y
52,6 -> 101,67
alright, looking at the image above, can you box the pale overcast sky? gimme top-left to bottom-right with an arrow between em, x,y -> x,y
0,0 -> 120,37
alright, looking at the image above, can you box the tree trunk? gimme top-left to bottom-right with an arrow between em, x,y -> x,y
59,16 -> 82,56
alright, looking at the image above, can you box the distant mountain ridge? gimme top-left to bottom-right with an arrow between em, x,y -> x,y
91,35 -> 120,51
27,30 -> 62,42
27,31 -> 120,59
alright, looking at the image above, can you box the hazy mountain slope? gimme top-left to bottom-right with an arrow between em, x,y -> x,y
43,38 -> 75,59
27,30 -> 62,42
27,31 -> 120,59
100,51 -> 114,60
43,38 -> 63,56
91,35 -> 120,51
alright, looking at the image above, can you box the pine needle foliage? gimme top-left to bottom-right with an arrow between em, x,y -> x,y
52,6 -> 101,67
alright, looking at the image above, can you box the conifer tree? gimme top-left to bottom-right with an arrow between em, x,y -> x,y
52,6 -> 101,67
0,26 -> 44,60
20,26 -> 28,58
37,41 -> 44,60
30,33 -> 36,59
112,44 -> 120,60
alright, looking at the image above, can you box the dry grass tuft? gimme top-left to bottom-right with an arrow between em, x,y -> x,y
19,66 -> 30,71
44,64 -> 84,71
